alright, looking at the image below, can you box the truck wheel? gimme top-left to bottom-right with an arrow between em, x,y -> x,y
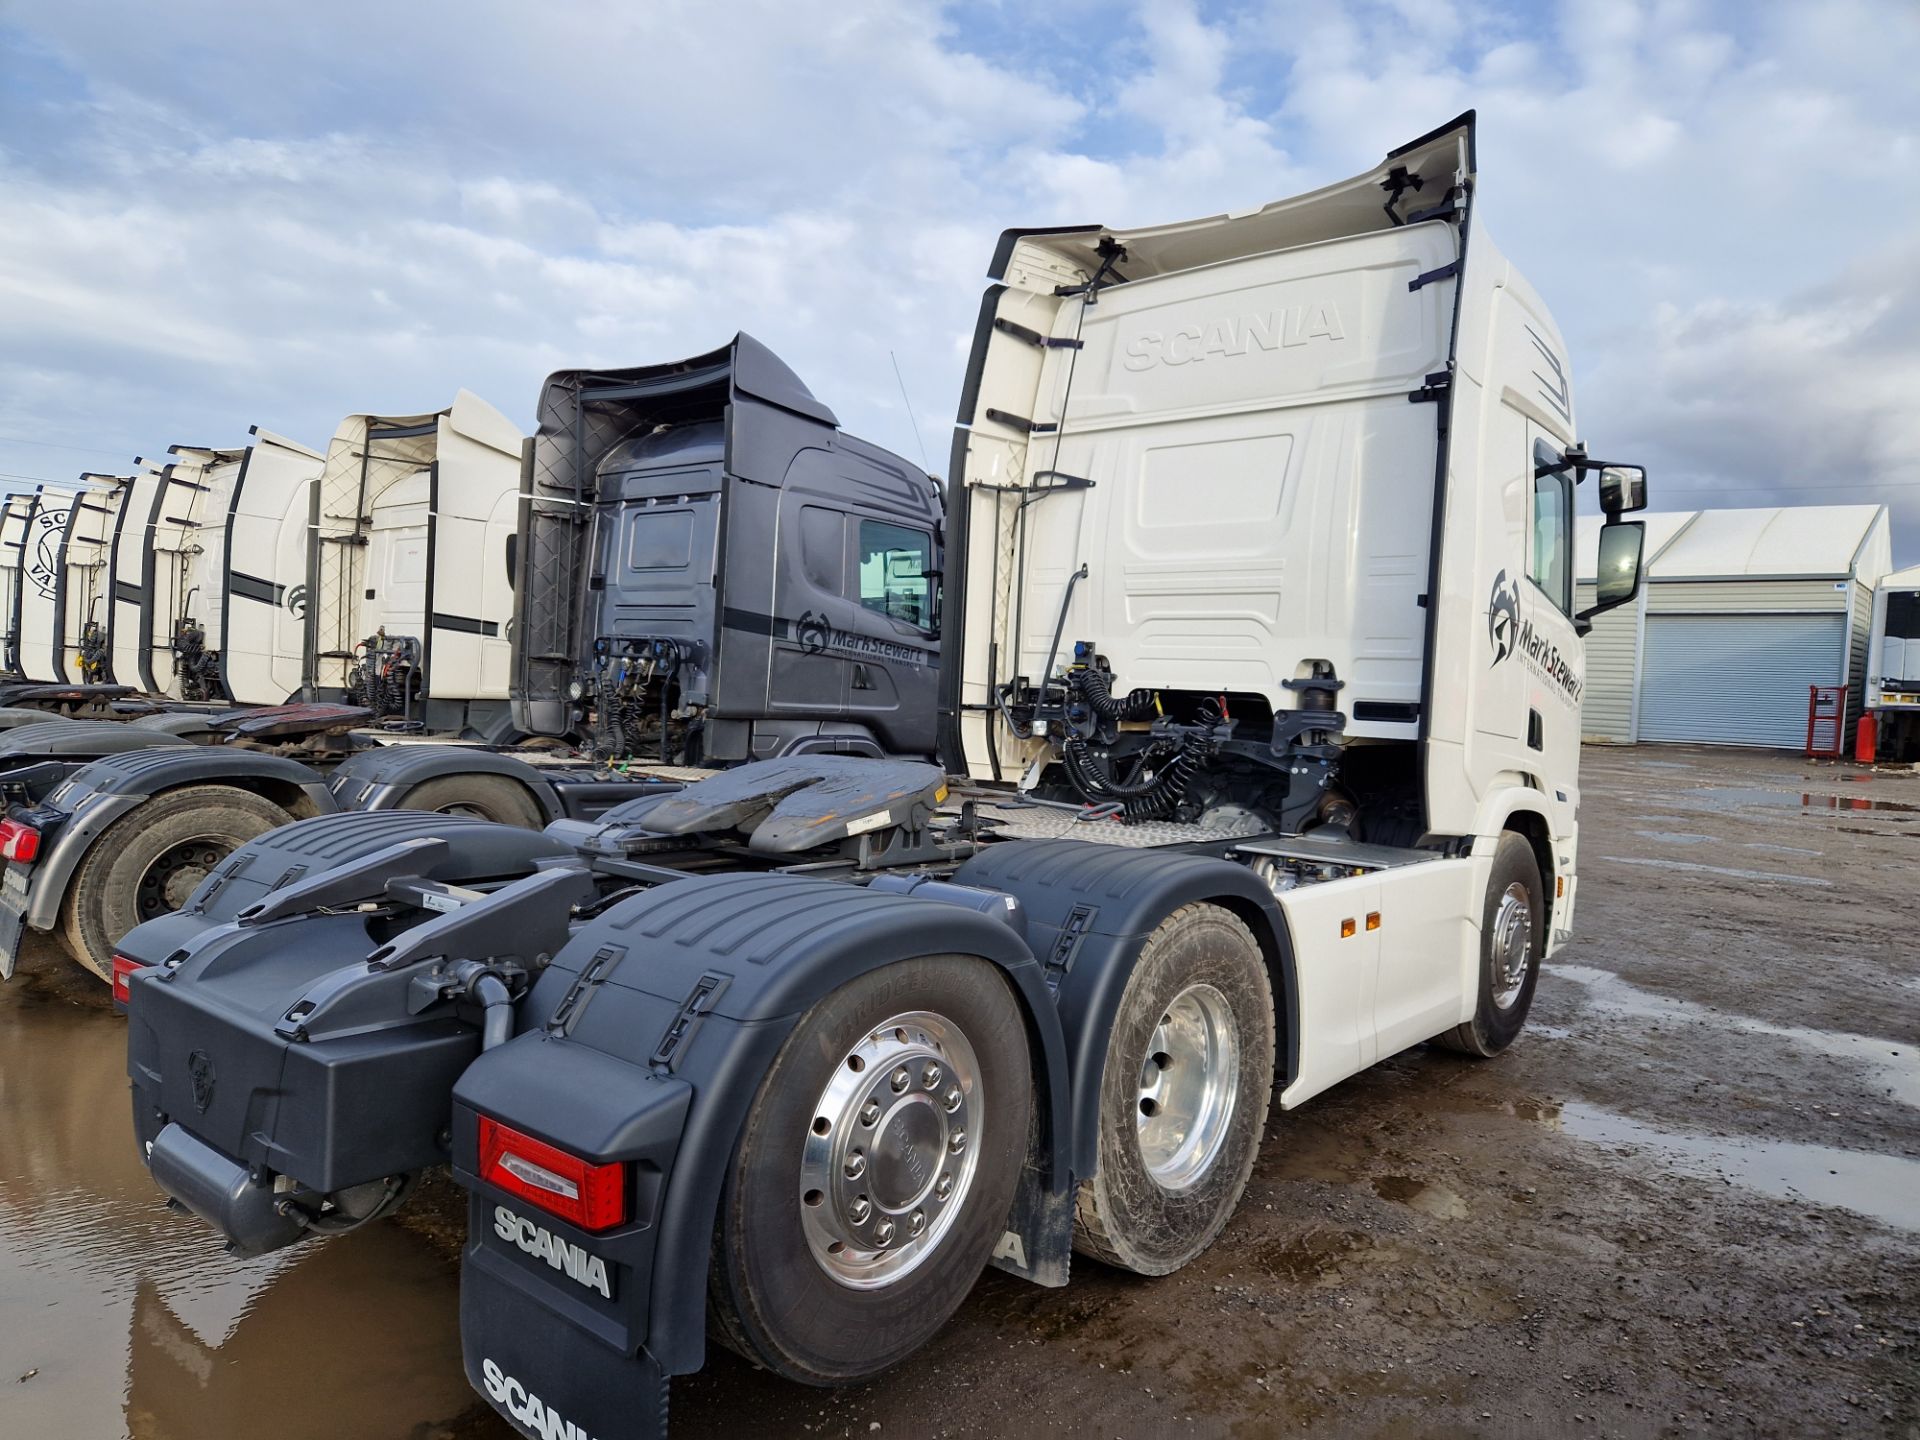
708,955 -> 1032,1384
395,774 -> 542,829
1074,903 -> 1274,1276
1436,831 -> 1544,1057
61,785 -> 292,981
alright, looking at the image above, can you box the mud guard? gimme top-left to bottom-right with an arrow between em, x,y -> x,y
950,840 -> 1299,1178
449,869 -> 1072,1430
327,744 -> 563,822
21,748 -> 336,932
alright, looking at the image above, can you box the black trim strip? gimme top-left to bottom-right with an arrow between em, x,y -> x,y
229,569 -> 284,606
431,611 -> 499,638
720,605 -> 934,666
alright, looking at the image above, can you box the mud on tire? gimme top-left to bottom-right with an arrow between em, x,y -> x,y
1436,830 -> 1544,1057
395,774 -> 543,828
708,955 -> 1032,1385
61,785 -> 292,981
1074,903 -> 1275,1276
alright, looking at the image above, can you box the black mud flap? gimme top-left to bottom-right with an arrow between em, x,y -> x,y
0,862 -> 29,980
462,1261 -> 668,1440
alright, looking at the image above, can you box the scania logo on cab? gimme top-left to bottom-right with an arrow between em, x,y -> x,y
493,1205 -> 614,1299
1122,301 -> 1345,371
481,1359 -> 598,1440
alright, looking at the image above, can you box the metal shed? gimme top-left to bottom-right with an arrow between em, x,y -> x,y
1576,505 -> 1891,748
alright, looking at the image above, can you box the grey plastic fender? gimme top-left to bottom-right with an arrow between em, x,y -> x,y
327,744 -> 562,823
22,747 -> 335,931
951,839 -> 1299,1179
453,870 -> 1072,1382
0,719 -> 193,761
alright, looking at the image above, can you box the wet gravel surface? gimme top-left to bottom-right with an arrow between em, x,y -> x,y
3,745 -> 1915,1437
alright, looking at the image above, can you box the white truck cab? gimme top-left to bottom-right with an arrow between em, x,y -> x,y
945,111 -> 1648,1078
1866,563 -> 1920,758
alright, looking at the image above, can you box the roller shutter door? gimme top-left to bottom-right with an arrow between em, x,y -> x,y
1639,613 -> 1844,746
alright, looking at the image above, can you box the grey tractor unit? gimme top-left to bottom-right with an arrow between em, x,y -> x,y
0,340 -> 939,983
120,115 -> 1649,1440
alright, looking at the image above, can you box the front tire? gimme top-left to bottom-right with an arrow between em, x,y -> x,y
1074,903 -> 1275,1276
708,955 -> 1032,1385
61,785 -> 292,980
1437,831 -> 1544,1057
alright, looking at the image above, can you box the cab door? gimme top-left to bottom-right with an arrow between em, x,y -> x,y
1520,429 -> 1583,777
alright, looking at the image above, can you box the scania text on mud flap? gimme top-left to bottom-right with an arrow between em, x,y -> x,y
126,115 -> 1649,1440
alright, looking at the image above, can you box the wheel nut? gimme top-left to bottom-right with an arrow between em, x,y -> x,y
859,1100 -> 881,1126
943,1087 -> 962,1113
909,1209 -> 926,1236
948,1129 -> 967,1154
891,1067 -> 911,1093
844,1149 -> 866,1179
849,1195 -> 871,1224
922,1064 -> 942,1089
874,1218 -> 895,1246
935,1172 -> 953,1200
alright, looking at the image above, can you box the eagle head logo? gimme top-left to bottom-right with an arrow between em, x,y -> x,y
1488,570 -> 1520,667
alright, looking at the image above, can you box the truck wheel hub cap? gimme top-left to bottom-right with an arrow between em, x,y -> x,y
1491,882 -> 1532,1009
1136,982 -> 1240,1191
800,1010 -> 981,1289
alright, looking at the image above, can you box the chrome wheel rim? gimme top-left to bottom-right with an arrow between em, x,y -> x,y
1135,983 -> 1240,1191
799,1010 -> 981,1290
1490,881 -> 1533,1010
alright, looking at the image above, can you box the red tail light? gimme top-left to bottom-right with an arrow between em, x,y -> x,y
111,954 -> 142,1005
477,1116 -> 627,1232
0,818 -> 40,864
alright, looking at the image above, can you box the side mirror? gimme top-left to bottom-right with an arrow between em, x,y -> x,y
1598,465 -> 1648,516
1577,520 -> 1645,622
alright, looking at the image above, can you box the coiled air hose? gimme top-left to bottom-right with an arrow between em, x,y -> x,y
1060,696 -> 1222,822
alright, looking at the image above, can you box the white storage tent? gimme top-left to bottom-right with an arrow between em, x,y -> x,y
1576,505 -> 1891,748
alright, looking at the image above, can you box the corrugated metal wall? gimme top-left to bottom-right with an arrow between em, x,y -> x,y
1639,611 -> 1847,746
1846,577 -> 1872,737
1575,579 -> 1639,742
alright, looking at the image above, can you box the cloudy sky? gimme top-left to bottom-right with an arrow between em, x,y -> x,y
3,1 -> 1917,554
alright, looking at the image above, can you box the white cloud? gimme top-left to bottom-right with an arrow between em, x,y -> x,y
1,0 -> 1917,555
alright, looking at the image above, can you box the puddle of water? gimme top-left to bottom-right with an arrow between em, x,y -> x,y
1558,1101 -> 1920,1233
0,976 -> 485,1439
1370,1175 -> 1469,1219
1600,855 -> 1833,887
1686,785 -> 1920,815
1632,830 -> 1709,845
1551,964 -> 1920,1111
1742,841 -> 1823,856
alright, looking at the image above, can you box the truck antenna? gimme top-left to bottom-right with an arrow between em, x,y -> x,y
890,350 -> 931,471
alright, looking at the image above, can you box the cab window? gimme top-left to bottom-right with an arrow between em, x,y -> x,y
858,521 -> 933,630
1530,442 -> 1574,616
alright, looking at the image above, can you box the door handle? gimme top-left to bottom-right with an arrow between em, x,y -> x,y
852,663 -> 874,690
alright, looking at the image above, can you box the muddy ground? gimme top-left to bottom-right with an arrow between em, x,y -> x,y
1,744 -> 1914,1438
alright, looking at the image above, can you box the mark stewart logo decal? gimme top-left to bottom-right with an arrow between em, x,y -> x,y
795,610 -> 831,656
1488,570 -> 1520,667
1487,570 -> 1582,706
284,583 -> 307,618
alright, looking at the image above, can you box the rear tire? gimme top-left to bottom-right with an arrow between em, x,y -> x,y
61,785 -> 292,980
708,955 -> 1031,1385
395,774 -> 542,829
1436,831 -> 1544,1057
1074,903 -> 1274,1276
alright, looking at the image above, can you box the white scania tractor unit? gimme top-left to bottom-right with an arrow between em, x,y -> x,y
55,472 -> 137,686
116,114 -> 1647,1440
304,392 -> 523,733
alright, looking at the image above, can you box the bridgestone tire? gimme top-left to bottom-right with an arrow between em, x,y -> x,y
1074,903 -> 1274,1276
1436,831 -> 1544,1057
61,785 -> 292,981
708,955 -> 1032,1385
396,774 -> 543,829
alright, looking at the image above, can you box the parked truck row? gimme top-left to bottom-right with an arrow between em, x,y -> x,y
0,342 -> 945,980
116,115 -> 1650,1440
